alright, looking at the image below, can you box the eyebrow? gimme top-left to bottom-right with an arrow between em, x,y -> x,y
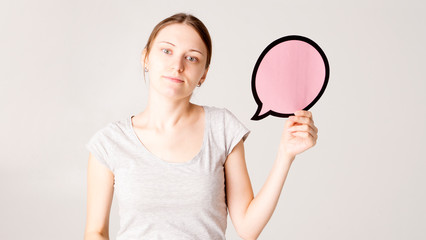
158,41 -> 204,55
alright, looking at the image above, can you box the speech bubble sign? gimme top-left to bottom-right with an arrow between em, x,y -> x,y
251,35 -> 329,120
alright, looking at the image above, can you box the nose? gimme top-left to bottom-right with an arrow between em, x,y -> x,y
171,56 -> 184,73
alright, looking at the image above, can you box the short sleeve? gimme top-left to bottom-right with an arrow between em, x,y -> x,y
85,128 -> 114,172
223,108 -> 251,157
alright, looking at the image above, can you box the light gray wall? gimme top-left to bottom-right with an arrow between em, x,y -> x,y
1,0 -> 425,239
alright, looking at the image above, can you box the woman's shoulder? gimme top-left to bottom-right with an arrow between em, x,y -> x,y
89,115 -> 130,140
201,104 -> 229,115
202,105 -> 243,124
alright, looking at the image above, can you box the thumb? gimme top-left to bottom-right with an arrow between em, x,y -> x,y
284,116 -> 295,129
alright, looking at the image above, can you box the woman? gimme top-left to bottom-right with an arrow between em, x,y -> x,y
84,13 -> 318,240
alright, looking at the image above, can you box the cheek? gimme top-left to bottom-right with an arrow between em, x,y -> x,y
148,52 -> 167,68
196,68 -> 207,78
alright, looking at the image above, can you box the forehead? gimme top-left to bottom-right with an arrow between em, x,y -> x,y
154,23 -> 207,52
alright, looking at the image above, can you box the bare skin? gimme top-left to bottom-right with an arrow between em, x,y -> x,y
84,22 -> 318,240
131,103 -> 205,163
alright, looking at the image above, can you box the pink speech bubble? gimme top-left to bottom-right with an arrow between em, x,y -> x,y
251,35 -> 329,120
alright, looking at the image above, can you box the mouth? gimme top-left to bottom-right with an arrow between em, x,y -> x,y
163,76 -> 184,83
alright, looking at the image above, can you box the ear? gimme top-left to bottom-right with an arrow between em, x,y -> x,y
199,67 -> 209,85
141,48 -> 148,67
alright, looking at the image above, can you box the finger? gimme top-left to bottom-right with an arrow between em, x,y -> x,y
306,121 -> 318,134
288,124 -> 315,134
289,116 -> 313,126
285,116 -> 296,128
288,124 -> 318,139
290,116 -> 318,133
291,131 -> 313,139
292,132 -> 317,145
294,110 -> 315,125
287,114 -> 317,134
294,110 -> 312,118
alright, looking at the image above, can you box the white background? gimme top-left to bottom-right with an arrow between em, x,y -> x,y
1,0 -> 425,239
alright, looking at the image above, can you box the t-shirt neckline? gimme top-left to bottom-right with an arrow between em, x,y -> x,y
128,105 -> 209,165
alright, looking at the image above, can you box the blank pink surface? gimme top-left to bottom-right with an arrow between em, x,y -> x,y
256,40 -> 325,114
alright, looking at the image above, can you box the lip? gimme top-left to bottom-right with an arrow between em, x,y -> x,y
163,76 -> 184,83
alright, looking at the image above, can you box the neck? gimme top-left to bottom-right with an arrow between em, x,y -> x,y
141,91 -> 194,131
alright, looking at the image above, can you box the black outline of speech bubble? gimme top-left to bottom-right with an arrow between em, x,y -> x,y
251,35 -> 330,120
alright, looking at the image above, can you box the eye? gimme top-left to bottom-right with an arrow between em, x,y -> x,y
186,56 -> 198,62
162,49 -> 171,54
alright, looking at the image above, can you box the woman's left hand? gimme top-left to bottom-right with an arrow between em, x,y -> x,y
280,110 -> 318,159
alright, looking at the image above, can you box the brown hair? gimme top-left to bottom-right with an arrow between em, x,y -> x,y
143,13 -> 212,75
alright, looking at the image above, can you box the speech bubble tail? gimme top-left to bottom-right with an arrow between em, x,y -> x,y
251,105 -> 271,120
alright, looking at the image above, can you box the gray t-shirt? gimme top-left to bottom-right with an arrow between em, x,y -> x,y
85,105 -> 251,239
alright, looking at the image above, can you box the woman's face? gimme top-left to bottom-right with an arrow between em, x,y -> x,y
144,23 -> 209,101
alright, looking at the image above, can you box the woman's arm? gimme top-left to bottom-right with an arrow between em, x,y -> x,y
224,110 -> 318,239
84,153 -> 114,240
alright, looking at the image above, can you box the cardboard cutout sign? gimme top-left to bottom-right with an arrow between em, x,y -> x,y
251,35 -> 329,120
